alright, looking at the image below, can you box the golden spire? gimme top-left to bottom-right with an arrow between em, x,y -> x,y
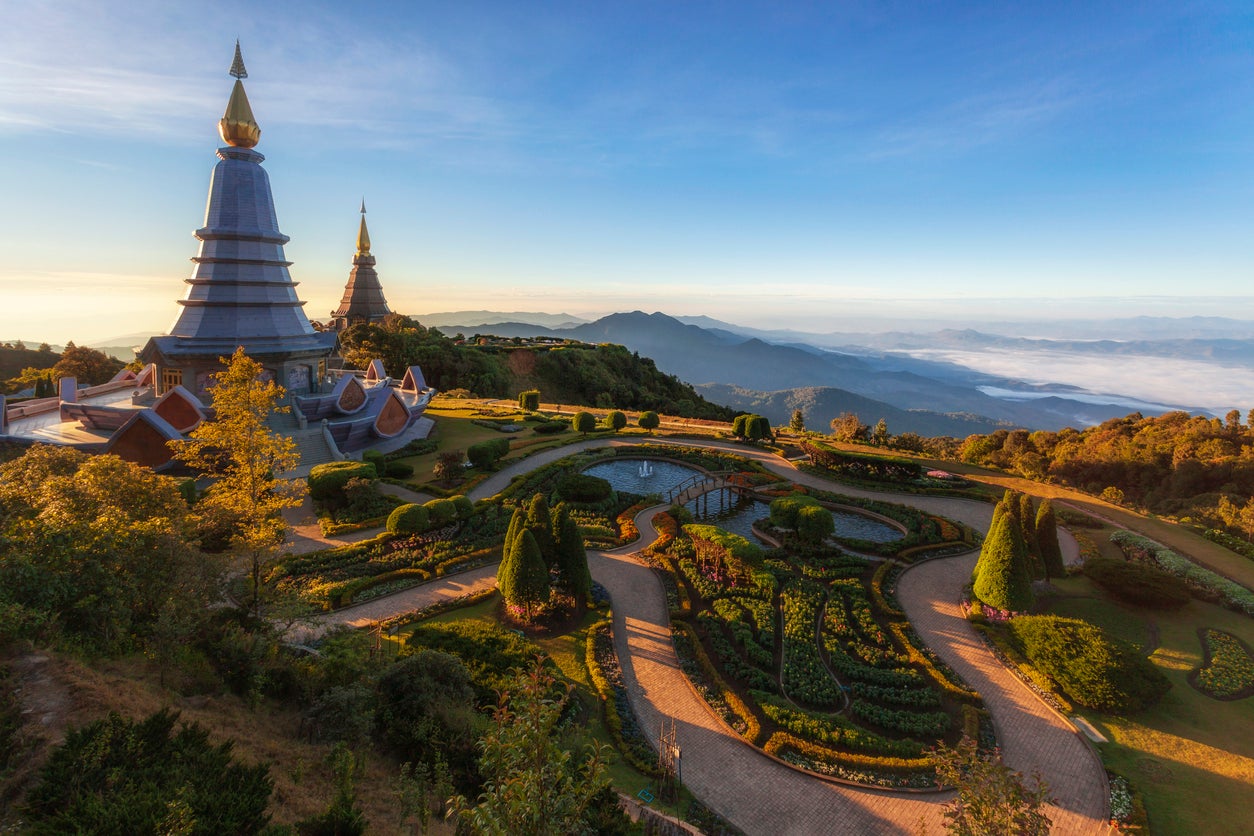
356,200 -> 372,256
218,41 -> 260,148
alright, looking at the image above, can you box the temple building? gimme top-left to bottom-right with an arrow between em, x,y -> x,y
140,42 -> 338,398
0,44 -> 434,468
328,202 -> 394,331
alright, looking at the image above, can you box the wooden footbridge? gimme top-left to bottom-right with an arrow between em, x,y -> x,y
664,471 -> 756,512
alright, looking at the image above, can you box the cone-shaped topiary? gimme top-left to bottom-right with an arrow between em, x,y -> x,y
972,500 -> 1007,584
1036,499 -> 1065,579
973,506 -> 1034,612
1018,492 -> 1044,579
553,503 -> 592,605
525,494 -> 557,567
499,528 -> 550,620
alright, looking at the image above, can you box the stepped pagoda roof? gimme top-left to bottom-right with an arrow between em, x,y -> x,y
330,201 -> 393,330
141,43 -> 336,391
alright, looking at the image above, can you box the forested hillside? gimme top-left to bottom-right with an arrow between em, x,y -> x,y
954,410 -> 1254,532
339,315 -> 735,420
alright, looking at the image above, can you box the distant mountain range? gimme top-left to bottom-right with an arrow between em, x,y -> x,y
71,308 -> 1250,435
428,309 -> 1209,433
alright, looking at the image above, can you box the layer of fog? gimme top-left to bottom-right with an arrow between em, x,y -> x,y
895,348 -> 1254,416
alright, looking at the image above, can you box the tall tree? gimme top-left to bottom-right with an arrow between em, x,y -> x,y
450,663 -> 615,835
973,502 -> 1034,612
498,529 -> 550,620
171,347 -> 302,616
524,494 -> 557,566
1017,492 -> 1044,579
1035,499 -> 1065,579
830,412 -> 867,442
552,503 -> 591,606
51,341 -> 124,385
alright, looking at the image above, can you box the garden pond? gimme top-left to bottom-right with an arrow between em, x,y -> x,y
584,459 -> 903,545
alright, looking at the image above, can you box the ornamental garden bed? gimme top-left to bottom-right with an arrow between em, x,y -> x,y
654,506 -> 988,790
1191,628 -> 1254,700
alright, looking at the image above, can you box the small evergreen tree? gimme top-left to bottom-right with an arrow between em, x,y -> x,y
972,500 -> 1007,584
731,413 -> 750,438
1035,499 -> 1065,579
872,418 -> 890,446
525,494 -> 558,566
637,411 -> 660,433
518,389 -> 540,411
1018,492 -> 1045,579
789,408 -> 805,432
973,506 -> 1034,612
605,410 -> 627,432
498,529 -> 550,619
552,503 -> 592,605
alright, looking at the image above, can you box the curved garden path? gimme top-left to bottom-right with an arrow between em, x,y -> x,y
305,437 -> 1108,834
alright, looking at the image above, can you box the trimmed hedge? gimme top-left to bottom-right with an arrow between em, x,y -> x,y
556,473 -> 614,503
1084,556 -> 1190,609
1111,530 -> 1254,616
309,461 -> 377,502
467,438 -> 511,469
386,503 -> 430,535
1007,615 -> 1171,713
425,498 -> 457,527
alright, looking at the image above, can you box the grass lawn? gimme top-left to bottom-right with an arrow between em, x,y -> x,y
393,592 -> 695,821
1039,574 -> 1254,835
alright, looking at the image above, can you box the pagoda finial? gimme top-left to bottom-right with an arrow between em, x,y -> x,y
356,201 -> 372,256
219,42 -> 260,148
230,39 -> 248,79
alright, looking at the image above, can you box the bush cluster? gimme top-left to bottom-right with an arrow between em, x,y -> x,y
309,461 -> 377,502
1084,556 -> 1190,609
1007,615 -> 1171,713
555,472 -> 614,503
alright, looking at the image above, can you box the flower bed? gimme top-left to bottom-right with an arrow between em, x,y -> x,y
585,621 -> 660,775
1192,628 -> 1254,699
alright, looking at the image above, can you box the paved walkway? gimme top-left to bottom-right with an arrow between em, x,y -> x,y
298,436 -> 1108,834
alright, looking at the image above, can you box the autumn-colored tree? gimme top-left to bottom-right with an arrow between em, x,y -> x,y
432,450 -> 464,484
932,737 -> 1052,836
830,411 -> 868,442
171,347 -> 302,616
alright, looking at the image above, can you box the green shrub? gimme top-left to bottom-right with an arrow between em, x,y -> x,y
362,449 -> 386,472
384,461 -> 414,479
1084,557 -> 1190,609
532,421 -> 568,435
387,503 -> 430,535
1007,615 -> 1171,713
25,709 -> 274,834
638,411 -> 660,432
467,438 -> 511,469
425,498 -> 457,527
1111,530 -> 1254,616
517,390 -> 540,411
309,461 -> 378,503
604,410 -> 627,432
769,494 -> 821,529
556,473 -> 614,503
451,495 -> 475,519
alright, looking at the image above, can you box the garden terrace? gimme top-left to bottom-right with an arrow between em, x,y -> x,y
655,504 -> 986,789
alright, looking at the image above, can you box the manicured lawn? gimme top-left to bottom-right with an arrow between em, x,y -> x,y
1041,574 -> 1254,835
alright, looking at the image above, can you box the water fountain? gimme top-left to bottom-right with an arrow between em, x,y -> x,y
639,460 -> 654,478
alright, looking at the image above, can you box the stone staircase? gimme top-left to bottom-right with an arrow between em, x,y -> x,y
291,428 -> 338,469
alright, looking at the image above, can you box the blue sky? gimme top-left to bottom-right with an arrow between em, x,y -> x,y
2,0 -> 1253,343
